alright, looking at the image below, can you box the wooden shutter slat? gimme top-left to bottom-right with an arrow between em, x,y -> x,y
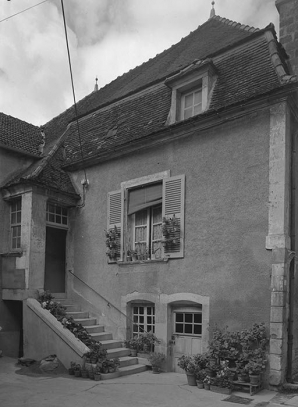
162,175 -> 185,258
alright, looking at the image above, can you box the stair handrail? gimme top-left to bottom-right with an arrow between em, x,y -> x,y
67,269 -> 151,336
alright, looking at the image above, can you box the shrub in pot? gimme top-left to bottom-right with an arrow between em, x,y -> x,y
148,352 -> 166,373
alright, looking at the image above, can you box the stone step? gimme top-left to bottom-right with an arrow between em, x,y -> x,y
119,356 -> 139,367
74,318 -> 97,326
84,325 -> 105,333
119,364 -> 147,376
62,304 -> 81,312
100,339 -> 123,350
66,311 -> 89,319
107,347 -> 131,359
89,332 -> 113,341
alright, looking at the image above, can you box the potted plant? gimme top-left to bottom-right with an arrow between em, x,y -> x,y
195,369 -> 206,389
81,366 -> 89,378
124,337 -> 139,356
203,375 -> 211,390
162,215 -> 180,249
136,331 -> 160,356
107,358 -> 120,373
74,363 -> 81,377
148,352 -> 165,374
68,361 -> 76,375
105,226 -> 120,261
177,355 -> 197,386
244,357 -> 267,384
89,366 -> 95,380
94,364 -> 101,381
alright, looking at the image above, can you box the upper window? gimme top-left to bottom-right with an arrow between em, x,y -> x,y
46,203 -> 68,227
165,59 -> 217,125
174,311 -> 202,336
11,198 -> 22,250
181,88 -> 202,120
107,172 -> 185,262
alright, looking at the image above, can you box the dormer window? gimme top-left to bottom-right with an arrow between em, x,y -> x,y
165,59 -> 217,125
181,88 -> 202,120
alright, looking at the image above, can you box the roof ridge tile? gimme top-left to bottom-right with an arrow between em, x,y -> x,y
212,15 -> 259,33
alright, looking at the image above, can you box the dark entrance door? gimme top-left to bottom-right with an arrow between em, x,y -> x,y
45,227 -> 67,293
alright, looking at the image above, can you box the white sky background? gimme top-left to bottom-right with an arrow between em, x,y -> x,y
0,0 -> 279,126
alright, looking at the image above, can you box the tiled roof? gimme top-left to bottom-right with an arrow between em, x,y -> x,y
62,33 -> 286,167
43,17 -> 261,145
0,112 -> 42,156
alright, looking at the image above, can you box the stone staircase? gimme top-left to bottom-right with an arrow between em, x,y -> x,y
58,298 -> 147,378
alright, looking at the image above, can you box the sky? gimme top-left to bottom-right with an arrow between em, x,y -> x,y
0,0 -> 279,126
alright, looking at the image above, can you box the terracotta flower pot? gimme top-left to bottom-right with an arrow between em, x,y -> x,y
249,374 -> 260,384
186,373 -> 197,386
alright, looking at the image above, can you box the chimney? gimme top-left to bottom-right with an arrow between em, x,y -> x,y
276,0 -> 298,77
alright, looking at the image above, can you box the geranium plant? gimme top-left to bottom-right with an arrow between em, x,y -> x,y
105,226 -> 120,261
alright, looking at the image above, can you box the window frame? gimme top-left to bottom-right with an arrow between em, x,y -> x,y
165,61 -> 217,125
132,303 -> 156,337
10,198 -> 22,250
174,310 -> 202,337
107,171 -> 185,263
181,87 -> 203,120
46,202 -> 68,229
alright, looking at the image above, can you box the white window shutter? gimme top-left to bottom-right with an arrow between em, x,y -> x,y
162,175 -> 185,258
107,190 -> 123,261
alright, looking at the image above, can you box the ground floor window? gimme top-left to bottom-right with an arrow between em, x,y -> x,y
132,304 -> 155,337
174,311 -> 202,336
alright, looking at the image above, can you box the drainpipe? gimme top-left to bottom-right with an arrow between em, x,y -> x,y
286,129 -> 296,383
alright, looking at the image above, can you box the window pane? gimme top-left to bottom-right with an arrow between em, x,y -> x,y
49,214 -> 55,222
147,316 -> 152,324
152,206 -> 162,223
176,313 -> 183,322
185,324 -> 192,334
176,324 -> 183,333
194,91 -> 202,104
194,325 -> 202,335
135,210 -> 147,226
11,213 -> 16,224
56,215 -> 61,224
139,316 -> 144,323
139,307 -> 144,314
194,314 -> 202,323
133,315 -> 138,323
62,216 -> 67,225
147,307 -> 152,315
62,208 -> 67,216
184,108 -> 193,119
184,93 -> 193,108
185,313 -> 193,323
133,307 -> 138,314
194,104 -> 202,115
16,212 -> 21,223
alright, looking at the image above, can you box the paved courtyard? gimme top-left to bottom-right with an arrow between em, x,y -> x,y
1,357 -> 298,407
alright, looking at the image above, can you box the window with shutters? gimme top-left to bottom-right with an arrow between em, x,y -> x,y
107,173 -> 185,262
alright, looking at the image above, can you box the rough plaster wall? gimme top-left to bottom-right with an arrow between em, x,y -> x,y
70,110 -> 271,334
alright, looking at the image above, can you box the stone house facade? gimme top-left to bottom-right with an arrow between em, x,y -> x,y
0,0 -> 298,387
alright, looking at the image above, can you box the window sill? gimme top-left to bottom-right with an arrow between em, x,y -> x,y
117,258 -> 169,266
0,251 -> 23,257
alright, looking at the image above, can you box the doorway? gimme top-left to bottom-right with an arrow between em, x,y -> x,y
44,227 -> 67,293
171,306 -> 202,372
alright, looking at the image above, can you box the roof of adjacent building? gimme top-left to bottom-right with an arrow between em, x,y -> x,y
0,113 -> 42,156
2,15 -> 297,197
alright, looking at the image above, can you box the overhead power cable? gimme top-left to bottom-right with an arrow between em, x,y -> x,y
0,0 -> 48,24
60,0 -> 88,198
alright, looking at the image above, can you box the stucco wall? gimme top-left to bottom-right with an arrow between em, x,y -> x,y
69,109 -> 272,338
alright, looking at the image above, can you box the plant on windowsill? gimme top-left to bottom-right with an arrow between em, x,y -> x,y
105,226 -> 120,261
162,215 -> 180,248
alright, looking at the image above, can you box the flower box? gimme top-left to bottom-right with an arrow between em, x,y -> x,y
210,385 -> 232,395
